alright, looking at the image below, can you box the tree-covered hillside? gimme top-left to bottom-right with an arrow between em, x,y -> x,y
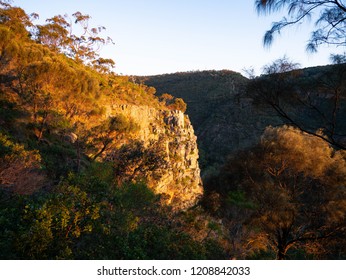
0,2 -> 226,259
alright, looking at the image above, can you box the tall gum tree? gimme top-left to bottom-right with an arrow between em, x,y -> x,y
216,126 -> 346,259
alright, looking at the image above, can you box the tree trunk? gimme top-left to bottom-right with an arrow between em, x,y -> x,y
92,141 -> 109,161
276,244 -> 288,260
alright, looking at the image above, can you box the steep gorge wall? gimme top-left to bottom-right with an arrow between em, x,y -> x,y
108,104 -> 203,210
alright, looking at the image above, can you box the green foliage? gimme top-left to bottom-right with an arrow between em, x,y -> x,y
226,191 -> 256,210
88,114 -> 140,160
128,225 -> 203,259
38,141 -> 77,178
0,169 -> 226,259
112,140 -> 168,184
0,190 -> 26,259
16,182 -> 99,259
0,131 -> 41,174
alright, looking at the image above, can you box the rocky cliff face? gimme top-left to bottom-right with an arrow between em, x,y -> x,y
138,71 -> 253,171
108,104 -> 203,210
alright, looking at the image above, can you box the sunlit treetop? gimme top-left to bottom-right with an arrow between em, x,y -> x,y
0,0 -> 115,72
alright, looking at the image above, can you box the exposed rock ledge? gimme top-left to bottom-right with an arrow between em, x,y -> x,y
109,104 -> 203,210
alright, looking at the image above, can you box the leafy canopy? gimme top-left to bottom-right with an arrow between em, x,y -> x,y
256,0 -> 346,52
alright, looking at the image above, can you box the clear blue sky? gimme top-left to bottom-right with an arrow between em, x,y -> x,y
12,0 -> 343,76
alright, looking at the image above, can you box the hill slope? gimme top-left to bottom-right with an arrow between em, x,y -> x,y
0,3 -> 230,260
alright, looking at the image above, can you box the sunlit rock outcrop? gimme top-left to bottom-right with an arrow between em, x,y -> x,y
109,104 -> 203,210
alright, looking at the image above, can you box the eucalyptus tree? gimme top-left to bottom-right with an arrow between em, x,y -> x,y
217,126 -> 346,259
